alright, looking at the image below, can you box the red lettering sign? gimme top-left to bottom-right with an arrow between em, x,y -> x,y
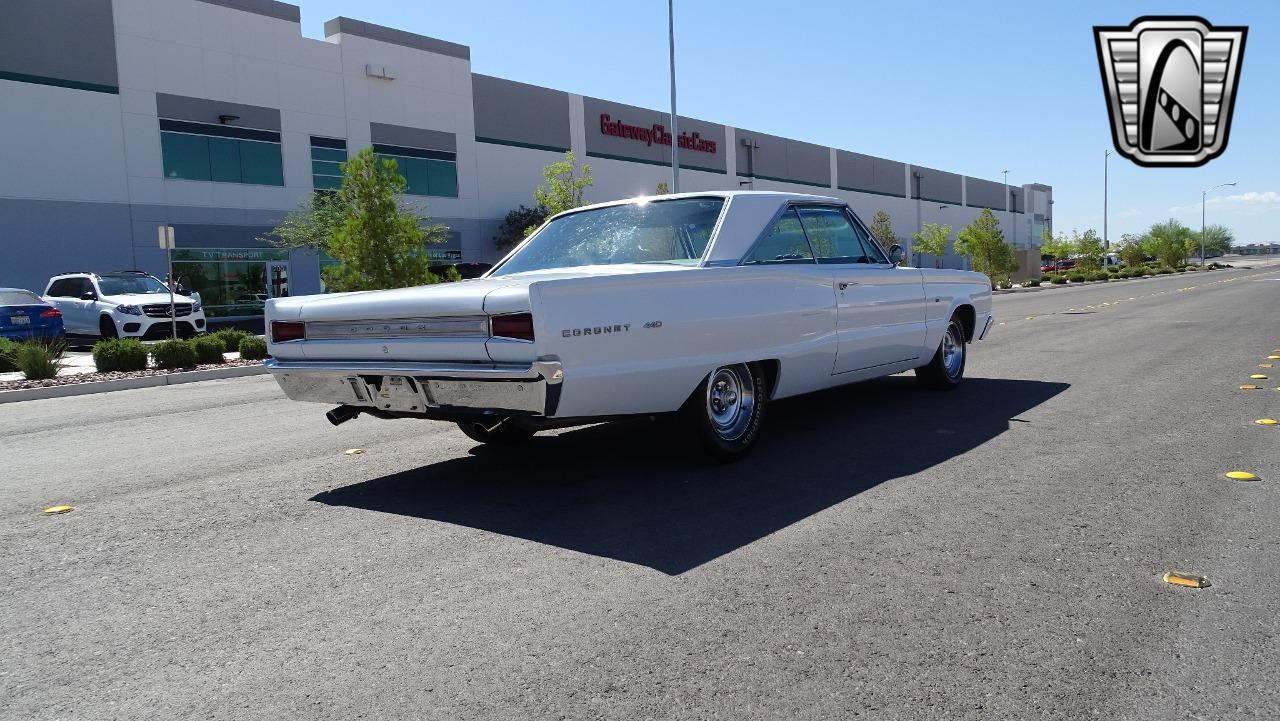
599,114 -> 717,155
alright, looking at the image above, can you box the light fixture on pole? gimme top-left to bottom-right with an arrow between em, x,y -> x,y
1201,181 -> 1236,262
667,0 -> 679,194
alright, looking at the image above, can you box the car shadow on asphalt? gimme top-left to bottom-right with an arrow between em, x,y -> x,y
311,376 -> 1068,575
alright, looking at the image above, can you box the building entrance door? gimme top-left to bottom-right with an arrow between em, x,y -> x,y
266,262 -> 290,301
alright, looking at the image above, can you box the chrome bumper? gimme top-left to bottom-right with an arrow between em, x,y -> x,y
265,359 -> 563,416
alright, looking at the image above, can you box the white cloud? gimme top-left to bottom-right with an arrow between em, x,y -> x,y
1169,191 -> 1280,215
1116,208 -> 1142,218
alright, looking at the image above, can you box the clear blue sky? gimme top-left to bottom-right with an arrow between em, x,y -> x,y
292,1 -> 1278,244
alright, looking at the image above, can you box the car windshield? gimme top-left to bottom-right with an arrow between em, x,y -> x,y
97,275 -> 170,295
490,197 -> 725,276
0,290 -> 43,305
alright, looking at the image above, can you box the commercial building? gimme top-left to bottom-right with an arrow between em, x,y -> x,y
1,0 -> 1052,321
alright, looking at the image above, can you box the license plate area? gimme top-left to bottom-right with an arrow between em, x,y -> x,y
11,315 -> 30,325
366,375 -> 424,412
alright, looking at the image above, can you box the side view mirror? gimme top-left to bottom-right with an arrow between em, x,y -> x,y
80,291 -> 98,301
887,244 -> 906,266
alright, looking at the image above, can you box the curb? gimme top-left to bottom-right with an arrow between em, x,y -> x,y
0,364 -> 268,404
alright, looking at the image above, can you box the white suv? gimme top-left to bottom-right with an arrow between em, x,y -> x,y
42,271 -> 207,340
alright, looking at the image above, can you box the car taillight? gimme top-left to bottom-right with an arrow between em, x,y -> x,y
490,313 -> 534,341
271,320 -> 306,343
40,307 -> 62,318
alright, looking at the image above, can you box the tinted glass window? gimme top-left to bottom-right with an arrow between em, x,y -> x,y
491,198 -> 724,276
0,290 -> 43,305
97,275 -> 169,296
745,208 -> 814,264
161,133 -> 212,181
852,215 -> 890,264
239,140 -> 284,185
796,206 -> 870,264
46,279 -> 72,297
74,278 -> 95,297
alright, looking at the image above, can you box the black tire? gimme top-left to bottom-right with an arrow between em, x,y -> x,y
99,315 -> 118,340
915,317 -> 966,390
682,362 -> 768,463
456,418 -> 535,445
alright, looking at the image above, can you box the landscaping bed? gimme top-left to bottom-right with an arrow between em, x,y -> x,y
0,358 -> 264,392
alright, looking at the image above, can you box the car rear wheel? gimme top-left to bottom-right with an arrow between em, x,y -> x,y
915,317 -> 966,390
683,362 -> 768,462
456,418 -> 535,445
99,315 -> 118,340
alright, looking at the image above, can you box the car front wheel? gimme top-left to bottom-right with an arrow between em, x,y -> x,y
684,362 -> 768,462
99,315 -> 118,340
915,317 -> 966,390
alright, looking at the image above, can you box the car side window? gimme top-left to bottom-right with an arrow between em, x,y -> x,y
796,206 -> 870,264
46,279 -> 70,297
850,212 -> 890,264
744,208 -> 815,264
74,278 -> 93,297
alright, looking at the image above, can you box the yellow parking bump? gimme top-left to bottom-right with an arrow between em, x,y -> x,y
1239,384 -> 1259,390
1163,572 -> 1210,589
1250,374 -> 1268,380
1269,355 -> 1280,360
1254,419 -> 1278,426
1224,471 -> 1260,481
1260,364 -> 1274,369
43,505 -> 73,515
343,448 -> 366,455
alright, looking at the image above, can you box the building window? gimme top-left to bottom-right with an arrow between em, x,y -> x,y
310,136 -> 346,190
160,119 -> 284,186
372,143 -> 458,198
171,248 -> 290,317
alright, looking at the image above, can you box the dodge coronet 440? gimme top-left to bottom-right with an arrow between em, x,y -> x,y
265,191 -> 993,461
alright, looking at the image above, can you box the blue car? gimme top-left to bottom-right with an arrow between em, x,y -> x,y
0,288 -> 66,341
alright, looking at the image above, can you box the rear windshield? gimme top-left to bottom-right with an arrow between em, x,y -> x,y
0,290 -> 43,305
97,275 -> 169,296
490,197 -> 725,276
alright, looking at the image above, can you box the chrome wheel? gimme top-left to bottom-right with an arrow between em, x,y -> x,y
942,324 -> 965,379
705,364 -> 756,441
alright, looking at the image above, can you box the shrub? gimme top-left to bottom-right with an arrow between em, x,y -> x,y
92,338 -> 148,373
997,279 -> 1013,290
1156,267 -> 1174,275
150,338 -> 198,369
193,335 -> 226,365
15,339 -> 67,380
1068,272 -> 1087,283
238,336 -> 269,361
0,337 -> 18,373
210,327 -> 252,354
1050,275 -> 1067,284
1023,278 -> 1042,287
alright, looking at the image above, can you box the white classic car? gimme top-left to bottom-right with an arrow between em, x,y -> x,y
265,191 -> 993,460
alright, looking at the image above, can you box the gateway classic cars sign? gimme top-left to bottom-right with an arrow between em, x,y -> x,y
599,114 -> 718,155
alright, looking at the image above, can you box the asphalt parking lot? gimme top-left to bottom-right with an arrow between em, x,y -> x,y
3,263 -> 1279,720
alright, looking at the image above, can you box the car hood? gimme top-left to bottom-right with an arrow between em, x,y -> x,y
102,293 -> 196,305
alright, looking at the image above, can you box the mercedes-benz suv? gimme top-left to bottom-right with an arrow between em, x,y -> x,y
42,271 -> 206,340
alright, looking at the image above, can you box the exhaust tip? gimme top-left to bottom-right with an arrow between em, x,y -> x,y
326,405 -> 361,426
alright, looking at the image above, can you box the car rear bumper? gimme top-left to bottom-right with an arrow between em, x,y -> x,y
1,326 -> 64,341
265,358 -> 563,416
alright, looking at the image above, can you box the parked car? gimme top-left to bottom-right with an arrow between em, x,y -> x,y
264,192 -> 994,461
1040,261 -> 1058,273
1054,258 -> 1078,271
42,271 -> 207,340
0,288 -> 65,341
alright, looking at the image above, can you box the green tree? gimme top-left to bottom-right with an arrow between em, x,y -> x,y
1117,233 -> 1146,266
322,148 -> 447,292
1040,229 -> 1073,263
1199,224 -> 1234,258
1075,229 -> 1105,271
955,208 -> 1019,285
655,180 -> 670,195
259,190 -> 347,252
493,204 -> 549,252
535,150 -> 593,217
1144,219 -> 1195,268
869,211 -> 900,262
912,222 -> 951,266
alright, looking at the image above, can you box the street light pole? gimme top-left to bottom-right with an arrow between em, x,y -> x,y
1201,181 -> 1237,263
1104,149 -> 1110,251
667,0 -> 679,193
1001,169 -> 1011,246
